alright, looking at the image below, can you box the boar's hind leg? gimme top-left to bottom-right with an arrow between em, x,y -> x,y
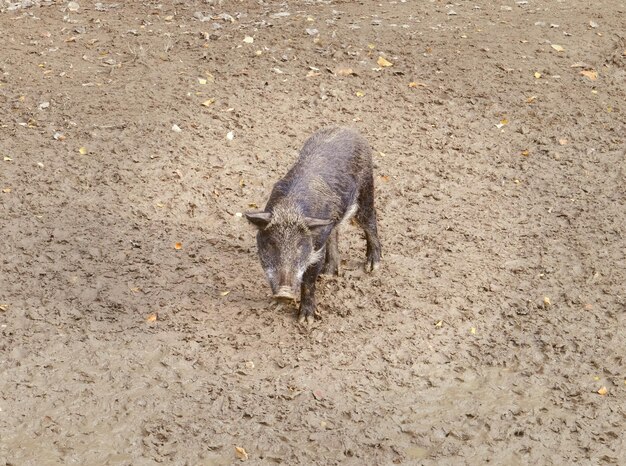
322,228 -> 340,276
298,260 -> 324,324
356,175 -> 382,272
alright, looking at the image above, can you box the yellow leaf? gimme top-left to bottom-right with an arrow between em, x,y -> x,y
579,70 -> 597,80
201,99 -> 215,107
470,327 -> 476,334
355,90 -> 365,97
521,149 -> 529,157
220,291 -> 230,296
3,156 -> 12,161
243,36 -> 254,44
235,446 -> 248,460
146,313 -> 157,322
0,304 -> 7,311
435,320 -> 443,327
2,188 -> 11,193
500,119 -> 509,125
544,296 -> 551,307
597,386 -> 607,396
534,72 -> 542,79
551,44 -> 565,52
526,95 -> 537,103
78,147 -> 87,155
377,56 -> 393,67
593,376 -> 600,381
368,43 -> 375,50
174,242 -> 182,250
198,77 -> 207,85
408,81 -> 427,88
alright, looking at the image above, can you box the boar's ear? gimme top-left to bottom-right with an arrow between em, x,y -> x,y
304,217 -> 333,230
245,211 -> 272,229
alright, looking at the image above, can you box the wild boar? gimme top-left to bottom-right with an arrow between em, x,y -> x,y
246,126 -> 381,323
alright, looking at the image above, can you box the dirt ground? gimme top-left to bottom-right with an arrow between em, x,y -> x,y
1,0 -> 625,464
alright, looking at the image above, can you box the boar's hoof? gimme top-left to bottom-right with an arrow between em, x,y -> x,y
298,312 -> 315,325
365,259 -> 381,273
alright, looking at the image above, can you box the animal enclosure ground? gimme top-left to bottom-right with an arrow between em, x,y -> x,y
0,0 -> 624,464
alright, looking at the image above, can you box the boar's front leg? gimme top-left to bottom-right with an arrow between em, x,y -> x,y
321,228 -> 340,276
298,253 -> 325,324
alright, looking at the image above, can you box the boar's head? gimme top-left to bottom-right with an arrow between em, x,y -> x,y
246,205 -> 332,301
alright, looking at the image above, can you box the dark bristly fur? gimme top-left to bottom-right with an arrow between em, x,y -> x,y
246,126 -> 381,324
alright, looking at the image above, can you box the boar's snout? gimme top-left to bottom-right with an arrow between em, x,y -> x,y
273,286 -> 296,301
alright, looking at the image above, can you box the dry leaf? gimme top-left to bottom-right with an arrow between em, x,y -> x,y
2,188 -> 11,193
355,90 -> 365,97
544,296 -> 551,307
377,56 -> 393,67
146,313 -> 157,322
558,138 -> 568,146
579,70 -> 597,80
551,44 -> 565,52
174,242 -> 182,250
78,147 -> 87,155
3,156 -> 12,161
408,81 -> 427,88
379,175 -> 389,182
526,95 -> 537,103
0,304 -> 7,312
521,149 -> 529,157
435,320 -> 443,327
201,99 -> 215,107
198,77 -> 207,85
220,291 -> 230,296
597,386 -> 607,396
534,72 -> 542,79
335,67 -> 354,76
235,446 -> 248,460
306,70 -> 321,77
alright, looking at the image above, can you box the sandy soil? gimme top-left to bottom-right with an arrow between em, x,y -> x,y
1,0 -> 625,464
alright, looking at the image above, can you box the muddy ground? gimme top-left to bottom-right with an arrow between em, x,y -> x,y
1,0 -> 625,464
